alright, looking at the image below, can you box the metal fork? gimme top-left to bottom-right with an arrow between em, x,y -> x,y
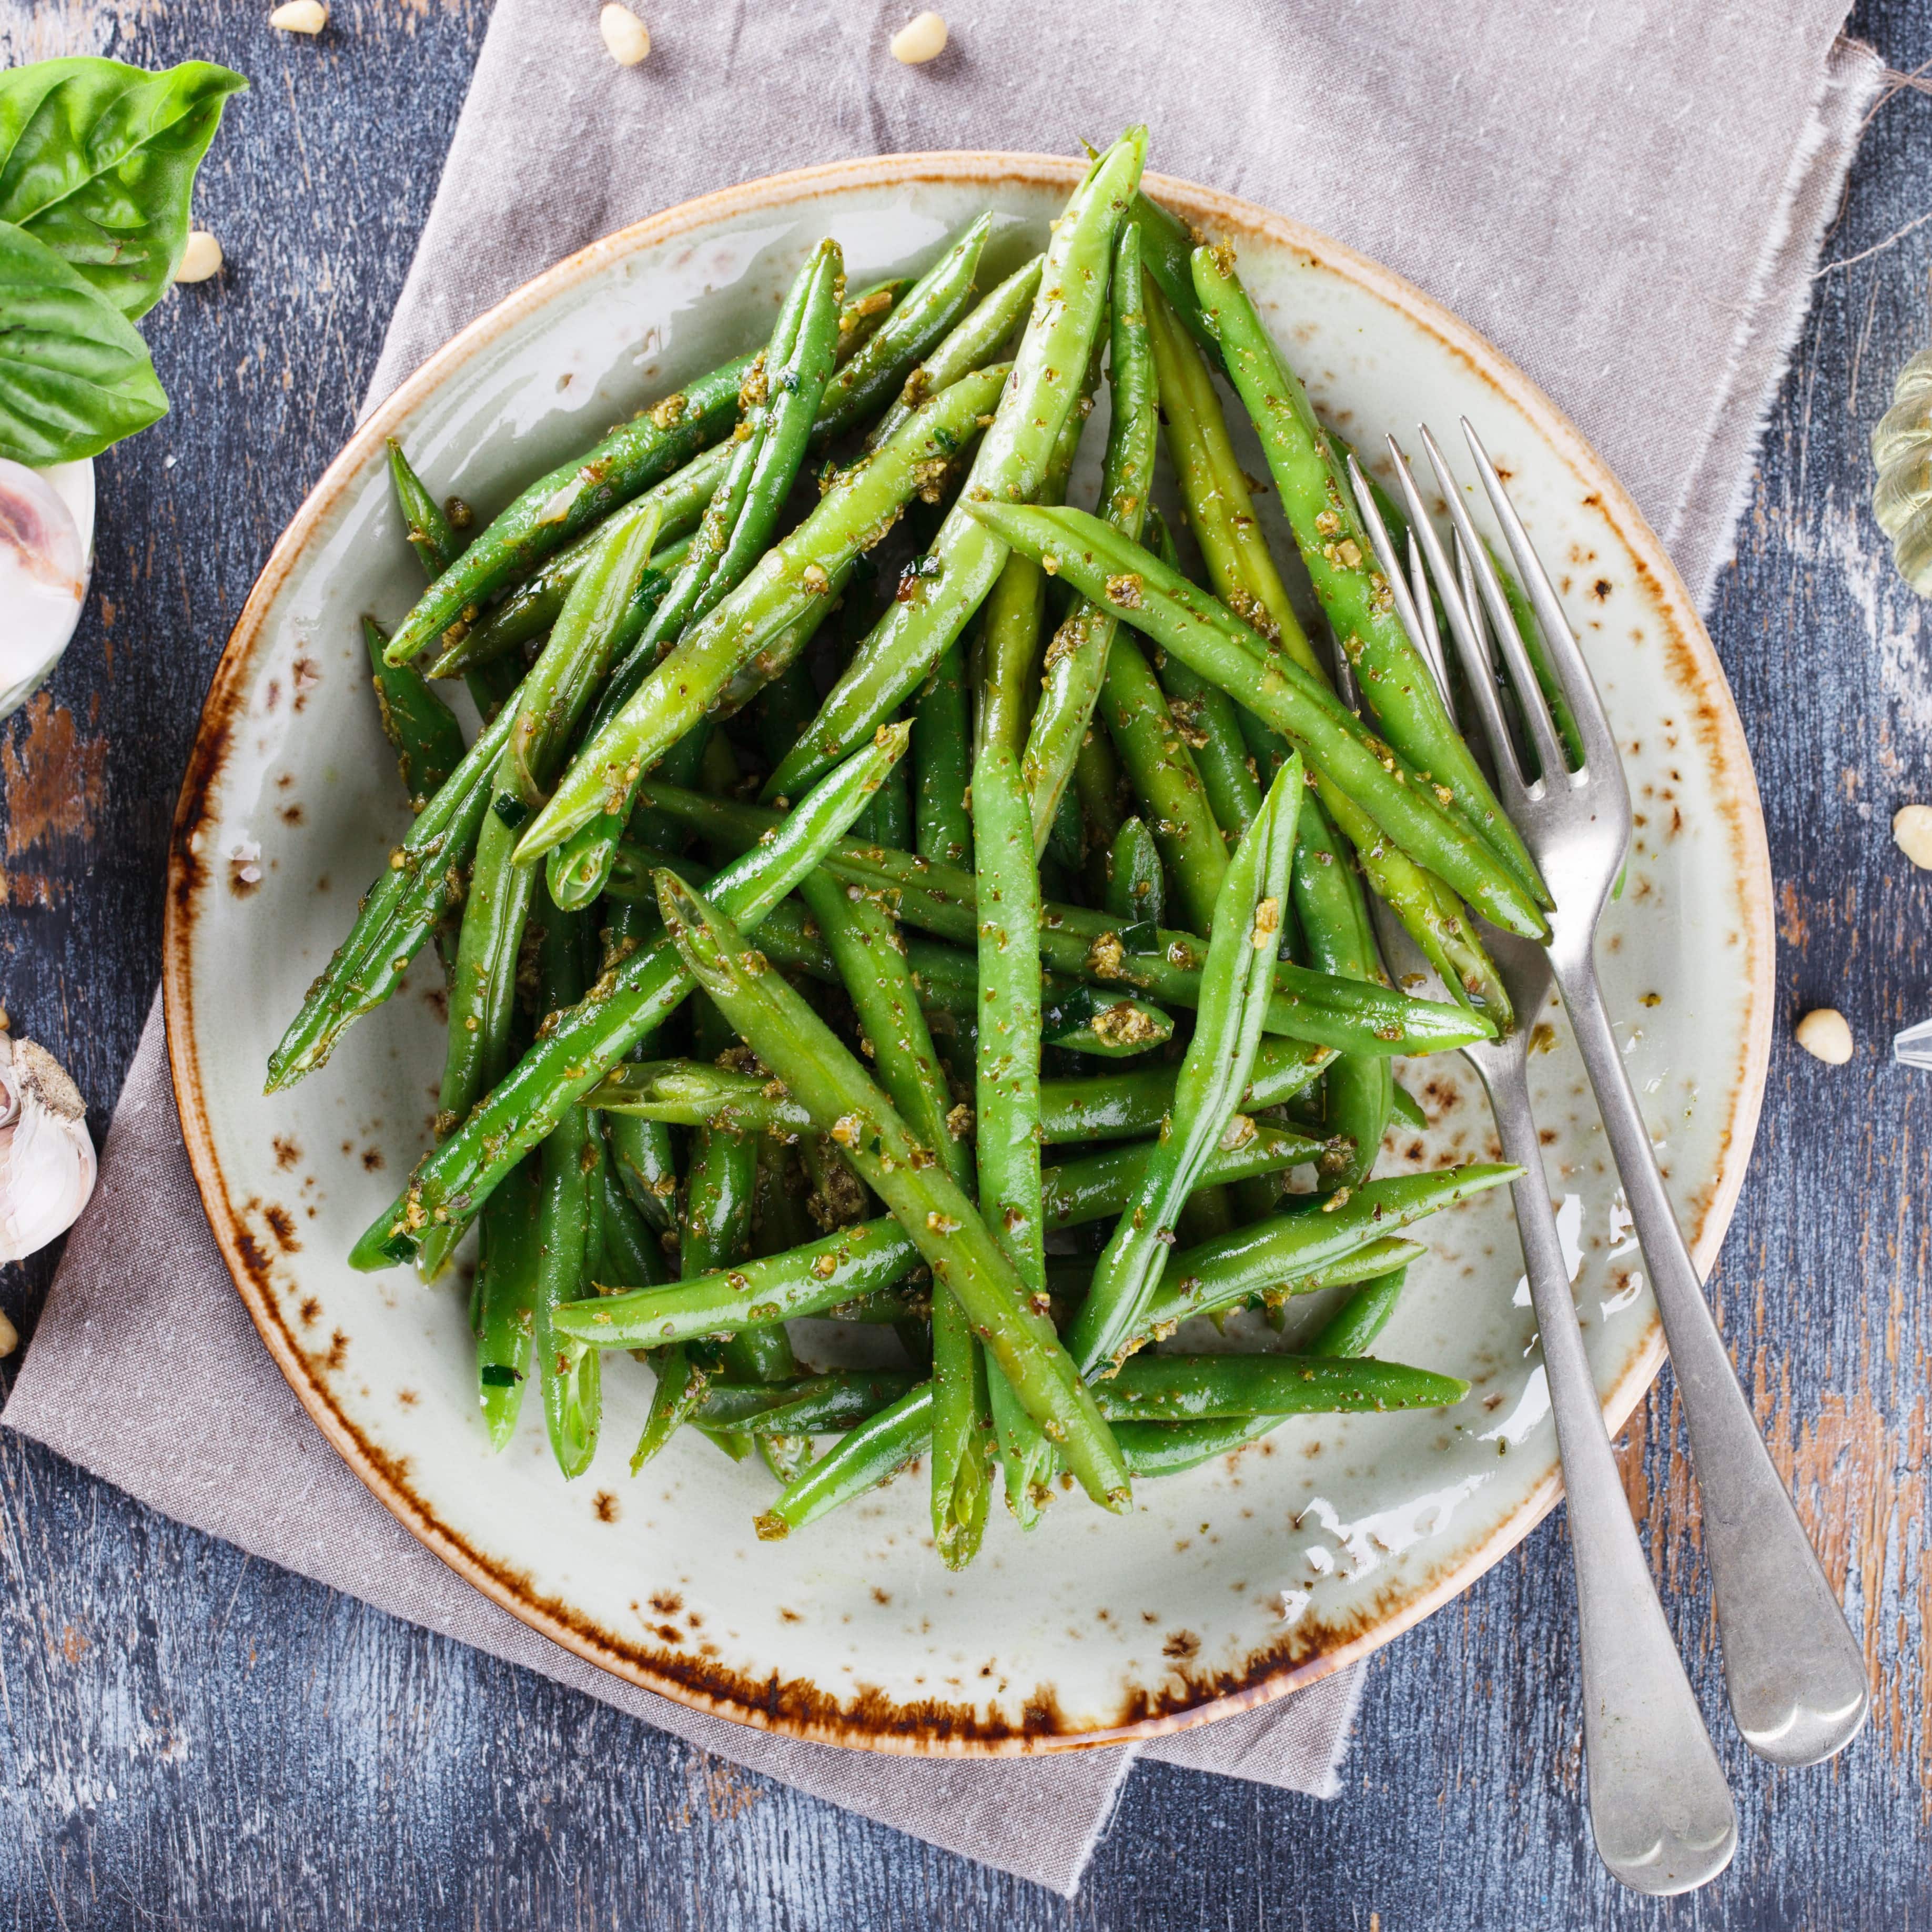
1334,483 -> 1735,1895
1370,423 -> 1872,1774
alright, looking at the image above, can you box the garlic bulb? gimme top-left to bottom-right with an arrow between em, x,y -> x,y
0,1023 -> 96,1264
0,459 -> 92,720
1873,347 -> 1932,596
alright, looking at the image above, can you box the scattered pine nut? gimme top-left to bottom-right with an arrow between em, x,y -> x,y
1893,803 -> 1932,869
174,231 -> 224,284
0,1310 -> 15,1359
600,3 -> 651,65
891,11 -> 948,63
1795,1008 -> 1853,1065
269,1 -> 328,33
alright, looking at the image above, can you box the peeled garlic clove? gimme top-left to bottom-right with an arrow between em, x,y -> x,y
0,459 -> 90,722
0,1028 -> 96,1264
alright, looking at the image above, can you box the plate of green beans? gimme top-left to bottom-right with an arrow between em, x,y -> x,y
166,137 -> 1773,1751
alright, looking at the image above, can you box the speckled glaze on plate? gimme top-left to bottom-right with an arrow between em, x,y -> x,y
164,154 -> 1773,1755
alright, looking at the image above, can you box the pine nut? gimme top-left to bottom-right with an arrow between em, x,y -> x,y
269,1 -> 328,33
1892,803 -> 1932,869
1794,1008 -> 1853,1065
174,231 -> 224,284
890,11 -> 948,63
600,4 -> 651,65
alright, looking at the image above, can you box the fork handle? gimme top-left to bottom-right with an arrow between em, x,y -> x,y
1482,1056 -> 1735,1892
1553,955 -> 1870,1766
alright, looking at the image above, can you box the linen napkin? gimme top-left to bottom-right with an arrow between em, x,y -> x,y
6,0 -> 1882,1896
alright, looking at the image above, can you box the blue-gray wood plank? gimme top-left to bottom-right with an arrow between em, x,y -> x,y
0,1 -> 1927,1923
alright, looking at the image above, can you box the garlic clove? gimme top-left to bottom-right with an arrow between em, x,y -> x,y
0,459 -> 91,722
0,1027 -> 96,1265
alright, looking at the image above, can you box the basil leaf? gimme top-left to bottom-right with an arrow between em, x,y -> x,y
0,218 -> 166,464
0,57 -> 247,322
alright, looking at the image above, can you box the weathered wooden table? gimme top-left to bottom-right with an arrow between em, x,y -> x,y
1,3 -> 1926,1923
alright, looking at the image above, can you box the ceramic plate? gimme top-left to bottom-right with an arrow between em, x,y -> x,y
164,154 -> 1773,1754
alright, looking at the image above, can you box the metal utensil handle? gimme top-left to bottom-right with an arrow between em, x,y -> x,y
1484,1055 -> 1736,1893
1554,953 -> 1870,1766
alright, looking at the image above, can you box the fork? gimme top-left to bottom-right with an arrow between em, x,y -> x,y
1333,485 -> 1735,1895
1370,422 -> 1871,1774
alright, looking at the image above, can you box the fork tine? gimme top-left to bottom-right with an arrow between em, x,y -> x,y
1459,418 -> 1622,776
1403,528 -> 1454,712
1418,424 -> 1572,785
1382,434 -> 1529,795
1343,453 -> 1435,679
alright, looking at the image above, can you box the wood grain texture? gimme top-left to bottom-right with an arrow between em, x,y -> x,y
0,1 -> 1928,1924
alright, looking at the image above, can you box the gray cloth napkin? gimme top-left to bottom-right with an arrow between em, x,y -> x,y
5,0 -> 1881,1896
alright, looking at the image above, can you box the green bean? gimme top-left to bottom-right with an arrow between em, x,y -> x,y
1189,248 -> 1549,909
1069,756 -> 1302,1375
1489,538 -> 1585,775
695,1369 -> 919,1434
868,254 -> 1044,448
596,904 -> 682,1232
512,361 -> 1009,864
362,616 -> 464,814
1132,1163 -> 1517,1340
388,436 -> 460,580
1092,1352 -> 1466,1421
1075,727 -> 1126,850
1097,631 -> 1226,934
959,501 -> 1549,941
765,128 -> 1148,803
682,996 -> 790,1463
1022,221 -> 1158,847
1155,325 -> 1392,1187
795,849 -> 987,1549
653,871 -> 1131,1510
531,908 -> 601,1478
1308,1265 -> 1411,1359
438,507 -> 661,1140
598,1152 -> 673,1286
911,642 -> 974,868
581,1050 -> 1324,1155
559,1119 -> 1327,1350
756,1384 -> 932,1539
853,737 -> 912,848
429,469 -> 714,676
473,1156 -> 541,1448
352,729 -> 908,1271
815,214 -> 989,442
264,699 -> 517,1090
384,354 -> 752,666
545,250 -> 844,910
624,782 -> 1490,1056
1128,190 -> 1219,364
970,741 -> 1055,1525
632,1346 -> 711,1473
1113,1415 -> 1280,1476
